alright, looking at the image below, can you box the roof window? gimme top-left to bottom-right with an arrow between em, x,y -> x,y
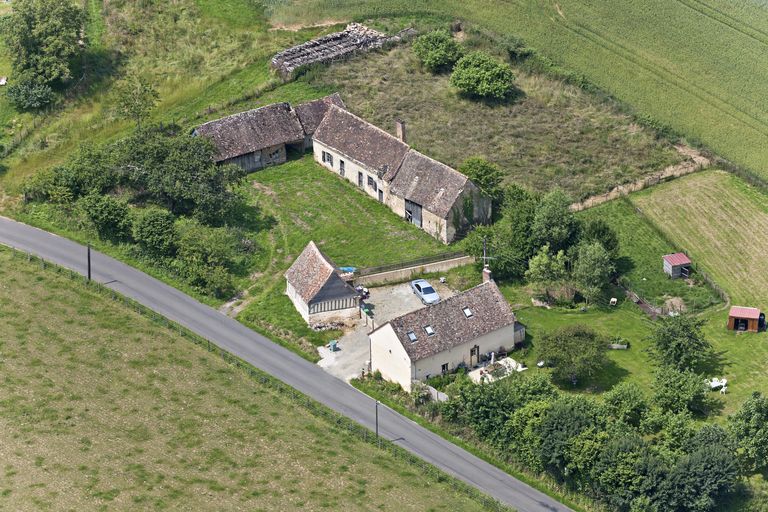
463,307 -> 473,318
407,331 -> 418,343
424,325 -> 435,336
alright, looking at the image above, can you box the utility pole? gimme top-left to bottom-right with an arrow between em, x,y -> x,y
87,243 -> 92,281
375,400 -> 380,447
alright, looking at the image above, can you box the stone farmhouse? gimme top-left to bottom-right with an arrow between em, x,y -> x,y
285,241 -> 360,324
369,276 -> 525,392
194,95 -> 489,243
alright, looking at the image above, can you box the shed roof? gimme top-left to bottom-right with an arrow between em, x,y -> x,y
285,241 -> 358,305
313,105 -> 409,178
388,150 -> 469,218
383,281 -> 517,362
663,252 -> 692,266
729,306 -> 761,320
294,93 -> 346,137
194,102 -> 305,162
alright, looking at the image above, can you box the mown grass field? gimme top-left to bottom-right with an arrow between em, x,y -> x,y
0,247 -> 492,511
269,0 -> 768,182
310,45 -> 680,200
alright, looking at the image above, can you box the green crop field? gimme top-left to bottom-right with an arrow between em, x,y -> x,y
0,247 -> 492,511
269,0 -> 768,183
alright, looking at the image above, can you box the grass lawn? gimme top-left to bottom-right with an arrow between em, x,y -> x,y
268,0 -> 768,183
0,247 -> 492,511
310,44 -> 681,201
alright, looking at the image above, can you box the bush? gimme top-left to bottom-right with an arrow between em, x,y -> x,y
6,72 -> 55,110
79,194 -> 132,242
133,208 -> 177,257
412,30 -> 464,72
653,367 -> 708,415
539,324 -> 608,386
450,51 -> 516,100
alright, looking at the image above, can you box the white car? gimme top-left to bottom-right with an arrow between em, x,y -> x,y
410,279 -> 440,305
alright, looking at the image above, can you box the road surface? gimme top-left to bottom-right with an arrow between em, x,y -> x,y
0,216 -> 572,512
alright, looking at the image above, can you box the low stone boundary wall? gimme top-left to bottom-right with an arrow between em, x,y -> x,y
354,255 -> 475,286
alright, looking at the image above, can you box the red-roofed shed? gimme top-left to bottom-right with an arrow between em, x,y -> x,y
728,306 -> 762,332
662,252 -> 692,279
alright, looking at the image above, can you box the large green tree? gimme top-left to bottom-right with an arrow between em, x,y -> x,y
450,51 -> 516,100
531,189 -> 579,253
648,315 -> 713,371
653,367 -> 708,415
412,29 -> 464,73
4,0 -> 85,83
539,324 -> 608,386
729,391 -> 768,472
572,241 -> 615,304
525,244 -> 568,299
459,156 -> 504,209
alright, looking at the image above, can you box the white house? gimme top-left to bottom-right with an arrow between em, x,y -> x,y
369,276 -> 525,391
285,241 -> 360,325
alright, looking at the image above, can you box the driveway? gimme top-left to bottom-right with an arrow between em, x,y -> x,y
318,281 -> 454,382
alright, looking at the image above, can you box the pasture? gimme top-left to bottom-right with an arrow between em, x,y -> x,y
0,247 -> 491,511
269,0 -> 768,183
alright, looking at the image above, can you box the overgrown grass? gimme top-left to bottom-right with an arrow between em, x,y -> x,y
0,247 -> 493,511
308,44 -> 681,200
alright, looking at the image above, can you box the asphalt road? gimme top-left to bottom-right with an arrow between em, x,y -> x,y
0,216 -> 572,512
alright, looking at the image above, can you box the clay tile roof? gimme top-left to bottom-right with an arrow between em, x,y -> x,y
285,241 -> 357,305
294,93 -> 346,137
194,102 -> 305,162
388,150 -> 469,218
729,306 -> 761,319
663,252 -> 692,266
313,105 -> 409,178
387,281 -> 517,362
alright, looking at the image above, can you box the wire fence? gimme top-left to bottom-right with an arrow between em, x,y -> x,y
4,245 -> 511,512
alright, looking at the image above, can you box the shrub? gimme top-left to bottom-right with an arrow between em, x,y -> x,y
79,194 -> 132,242
538,324 -> 608,386
604,382 -> 649,427
653,367 -> 708,415
412,30 -> 464,72
729,391 -> 768,472
450,51 -> 516,100
6,72 -> 55,111
133,208 -> 177,257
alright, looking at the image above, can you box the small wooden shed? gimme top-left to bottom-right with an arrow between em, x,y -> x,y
727,306 -> 761,333
663,252 -> 692,279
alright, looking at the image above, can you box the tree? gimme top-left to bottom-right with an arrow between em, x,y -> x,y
652,367 -> 708,415
729,391 -> 768,472
4,0 -> 85,84
525,244 -> 568,300
604,381 -> 649,427
539,325 -> 608,386
658,445 -> 739,512
572,241 -> 615,304
531,189 -> 579,253
132,208 -> 177,257
459,156 -> 504,208
412,30 -> 464,72
648,315 -> 712,371
6,71 -> 55,110
113,73 -> 160,128
80,194 -> 132,241
581,218 -> 620,258
450,51 -> 516,100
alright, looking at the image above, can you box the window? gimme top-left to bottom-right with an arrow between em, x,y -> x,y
424,325 -> 435,336
357,172 -> 364,187
407,331 -> 417,343
378,189 -> 384,202
441,363 -> 449,374
463,307 -> 473,318
328,153 -> 334,167
322,151 -> 333,167
321,151 -> 327,163
339,160 -> 345,176
367,175 -> 377,191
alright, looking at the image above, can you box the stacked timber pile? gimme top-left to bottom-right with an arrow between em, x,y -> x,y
271,23 -> 412,79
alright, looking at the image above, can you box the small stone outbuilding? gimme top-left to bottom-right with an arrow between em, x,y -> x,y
293,93 -> 346,149
663,252 -> 692,279
285,241 -> 360,325
369,279 -> 524,391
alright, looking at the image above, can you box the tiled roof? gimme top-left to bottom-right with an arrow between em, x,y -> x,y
194,103 -> 304,162
313,105 -> 409,178
729,306 -> 761,320
663,252 -> 692,266
285,241 -> 357,305
388,150 -> 469,218
294,93 -> 346,137
386,281 -> 517,362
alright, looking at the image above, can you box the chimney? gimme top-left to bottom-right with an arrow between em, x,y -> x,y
395,119 -> 406,143
482,265 -> 492,283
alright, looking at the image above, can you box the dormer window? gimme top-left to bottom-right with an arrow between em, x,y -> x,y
463,307 -> 473,318
407,331 -> 417,343
424,325 -> 435,336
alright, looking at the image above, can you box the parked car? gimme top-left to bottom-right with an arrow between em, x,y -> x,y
411,279 -> 440,305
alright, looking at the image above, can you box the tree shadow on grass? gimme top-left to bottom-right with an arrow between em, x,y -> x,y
696,348 -> 730,379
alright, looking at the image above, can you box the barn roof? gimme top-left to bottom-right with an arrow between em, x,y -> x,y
294,93 -> 346,138
194,103 -> 305,162
388,150 -> 469,219
382,281 -> 517,362
663,252 -> 692,266
313,105 -> 409,178
285,241 -> 358,305
729,306 -> 761,320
